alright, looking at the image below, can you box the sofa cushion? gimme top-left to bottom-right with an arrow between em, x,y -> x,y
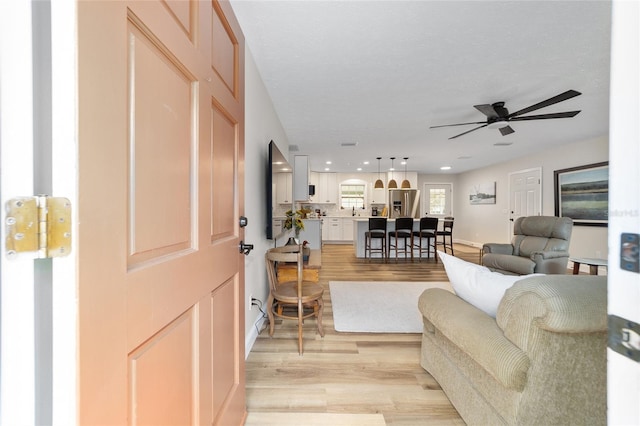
438,251 -> 542,317
497,275 -> 608,351
419,288 -> 530,391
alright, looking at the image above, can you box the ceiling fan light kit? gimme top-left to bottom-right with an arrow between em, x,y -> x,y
430,89 -> 582,140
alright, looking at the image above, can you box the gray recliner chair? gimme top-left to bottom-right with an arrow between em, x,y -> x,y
482,216 -> 573,275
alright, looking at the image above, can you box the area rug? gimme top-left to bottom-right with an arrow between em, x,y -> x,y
329,281 -> 453,333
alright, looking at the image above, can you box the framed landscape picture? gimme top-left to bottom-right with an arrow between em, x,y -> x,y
554,161 -> 608,227
469,182 -> 496,204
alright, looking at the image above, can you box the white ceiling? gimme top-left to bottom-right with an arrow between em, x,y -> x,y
230,0 -> 611,174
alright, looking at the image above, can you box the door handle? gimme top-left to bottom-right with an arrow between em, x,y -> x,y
239,240 -> 254,255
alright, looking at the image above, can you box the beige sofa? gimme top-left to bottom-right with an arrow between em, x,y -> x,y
418,275 -> 607,425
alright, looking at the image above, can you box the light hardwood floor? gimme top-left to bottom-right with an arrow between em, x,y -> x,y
245,243 -> 481,425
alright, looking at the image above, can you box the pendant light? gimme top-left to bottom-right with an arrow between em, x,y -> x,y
388,157 -> 398,189
401,157 -> 411,188
374,157 -> 384,189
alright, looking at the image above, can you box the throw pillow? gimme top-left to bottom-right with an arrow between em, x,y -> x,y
438,251 -> 542,317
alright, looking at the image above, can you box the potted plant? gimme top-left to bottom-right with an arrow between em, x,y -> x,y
283,208 -> 310,243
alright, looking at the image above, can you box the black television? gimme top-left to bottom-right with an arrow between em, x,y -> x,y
266,140 -> 292,239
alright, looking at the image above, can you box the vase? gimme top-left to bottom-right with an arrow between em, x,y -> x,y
303,246 -> 310,261
285,237 -> 298,246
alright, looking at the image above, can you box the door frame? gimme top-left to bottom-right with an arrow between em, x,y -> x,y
1,2 -> 79,424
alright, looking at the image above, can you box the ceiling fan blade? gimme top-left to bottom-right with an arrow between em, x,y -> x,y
430,121 -> 486,129
474,104 -> 499,118
499,125 -> 515,136
449,124 -> 488,140
508,90 -> 581,118
509,110 -> 581,121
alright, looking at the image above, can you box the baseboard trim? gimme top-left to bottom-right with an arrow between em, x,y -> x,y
245,315 -> 267,359
455,239 -> 483,248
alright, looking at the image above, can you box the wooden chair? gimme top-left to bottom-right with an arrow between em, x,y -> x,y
437,217 -> 455,255
265,245 -> 324,355
412,217 -> 438,261
364,217 -> 387,261
388,217 -> 414,261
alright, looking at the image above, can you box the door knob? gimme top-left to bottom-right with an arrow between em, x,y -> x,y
239,240 -> 254,255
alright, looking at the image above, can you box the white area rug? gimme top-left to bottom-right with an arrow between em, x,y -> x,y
330,281 -> 453,333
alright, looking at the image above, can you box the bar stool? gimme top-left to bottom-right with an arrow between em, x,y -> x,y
437,217 -> 455,255
388,217 -> 414,261
364,217 -> 387,261
412,217 -> 438,261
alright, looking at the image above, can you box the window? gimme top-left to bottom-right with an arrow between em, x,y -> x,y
340,184 -> 365,210
429,189 -> 446,215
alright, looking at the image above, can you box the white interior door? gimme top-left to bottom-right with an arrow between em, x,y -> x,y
422,183 -> 453,219
508,168 -> 542,238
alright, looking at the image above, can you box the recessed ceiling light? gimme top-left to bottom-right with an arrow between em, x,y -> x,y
440,166 -> 451,170
357,167 -> 362,171
326,161 -> 332,164
324,167 -> 330,171
363,161 -> 370,165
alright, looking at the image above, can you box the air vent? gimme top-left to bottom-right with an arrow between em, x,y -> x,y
289,144 -> 299,152
494,142 -> 513,146
341,142 -> 358,147
457,156 -> 472,160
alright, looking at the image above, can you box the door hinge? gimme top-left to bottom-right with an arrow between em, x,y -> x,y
5,196 -> 71,259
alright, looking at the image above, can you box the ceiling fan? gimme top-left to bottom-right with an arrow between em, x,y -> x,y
430,89 -> 582,140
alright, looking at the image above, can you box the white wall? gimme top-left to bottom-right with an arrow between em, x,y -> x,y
427,136 -> 609,261
243,47 -> 289,355
607,1 -> 640,423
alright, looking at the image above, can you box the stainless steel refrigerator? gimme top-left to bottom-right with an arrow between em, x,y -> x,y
388,189 -> 420,218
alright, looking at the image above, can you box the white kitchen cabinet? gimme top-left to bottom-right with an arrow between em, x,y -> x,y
341,218 -> 354,241
275,172 -> 292,204
309,172 -> 337,204
370,187 -> 387,204
324,217 -> 342,241
293,155 -> 310,201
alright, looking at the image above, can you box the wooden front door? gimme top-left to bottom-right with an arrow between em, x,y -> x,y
77,1 -> 246,424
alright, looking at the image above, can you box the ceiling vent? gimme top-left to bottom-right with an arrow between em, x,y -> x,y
341,142 -> 358,147
289,144 -> 299,151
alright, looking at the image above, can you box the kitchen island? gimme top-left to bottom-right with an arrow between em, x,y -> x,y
353,218 -> 426,258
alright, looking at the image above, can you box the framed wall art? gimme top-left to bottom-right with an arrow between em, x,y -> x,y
469,182 -> 496,205
554,161 -> 608,227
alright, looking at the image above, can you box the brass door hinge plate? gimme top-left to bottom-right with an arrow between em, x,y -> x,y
5,196 -> 71,258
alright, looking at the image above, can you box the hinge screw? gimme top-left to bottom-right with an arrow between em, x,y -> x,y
6,217 -> 16,226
